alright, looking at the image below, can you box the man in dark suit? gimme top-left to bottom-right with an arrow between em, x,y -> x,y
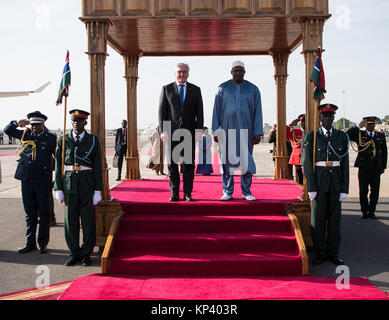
347,116 -> 387,219
115,119 -> 127,181
4,111 -> 57,254
159,63 -> 204,201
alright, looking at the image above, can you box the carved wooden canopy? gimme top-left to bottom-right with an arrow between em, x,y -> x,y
81,0 -> 329,56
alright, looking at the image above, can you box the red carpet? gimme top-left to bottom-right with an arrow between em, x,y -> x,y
111,176 -> 301,215
55,175 -> 388,300
59,274 -> 388,300
108,176 -> 303,276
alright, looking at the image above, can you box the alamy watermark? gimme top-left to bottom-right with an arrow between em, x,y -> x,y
35,265 -> 50,289
139,122 -> 253,176
335,265 -> 350,290
35,5 -> 50,31
335,5 -> 351,30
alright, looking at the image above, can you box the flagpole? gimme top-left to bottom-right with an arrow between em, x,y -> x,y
311,47 -> 325,174
312,98 -> 320,173
61,96 -> 67,178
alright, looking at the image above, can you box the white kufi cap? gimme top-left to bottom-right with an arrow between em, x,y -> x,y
231,61 -> 245,69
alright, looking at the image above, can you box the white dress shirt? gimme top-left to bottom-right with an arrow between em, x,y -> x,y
321,127 -> 332,138
72,130 -> 85,142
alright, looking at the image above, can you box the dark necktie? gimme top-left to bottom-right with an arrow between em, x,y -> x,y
179,84 -> 184,106
326,131 -> 331,140
75,135 -> 80,145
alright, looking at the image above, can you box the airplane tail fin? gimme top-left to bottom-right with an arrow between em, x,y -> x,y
34,81 -> 51,93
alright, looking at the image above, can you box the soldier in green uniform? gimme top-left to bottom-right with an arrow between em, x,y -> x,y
302,104 -> 349,266
346,117 -> 387,219
54,109 -> 103,266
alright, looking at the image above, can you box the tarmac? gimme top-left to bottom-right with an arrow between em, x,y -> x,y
0,134 -> 388,296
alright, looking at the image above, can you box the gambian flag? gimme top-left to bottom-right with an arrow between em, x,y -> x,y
310,47 -> 326,101
56,51 -> 71,105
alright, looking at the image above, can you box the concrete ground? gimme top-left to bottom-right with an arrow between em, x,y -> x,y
0,134 -> 388,295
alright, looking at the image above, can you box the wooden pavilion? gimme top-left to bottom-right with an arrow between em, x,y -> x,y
80,0 -> 330,246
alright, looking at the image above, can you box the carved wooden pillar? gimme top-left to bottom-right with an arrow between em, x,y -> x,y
299,17 -> 325,200
301,18 -> 324,132
83,19 -> 123,249
271,51 -> 290,179
123,55 -> 141,180
85,19 -> 111,200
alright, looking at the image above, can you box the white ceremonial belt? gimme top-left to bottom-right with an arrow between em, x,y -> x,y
64,165 -> 92,171
315,161 -> 340,167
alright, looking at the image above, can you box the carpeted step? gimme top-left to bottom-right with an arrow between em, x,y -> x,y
108,252 -> 302,276
111,178 -> 303,212
119,201 -> 288,216
113,232 -> 299,254
118,214 -> 293,234
58,274 -> 389,300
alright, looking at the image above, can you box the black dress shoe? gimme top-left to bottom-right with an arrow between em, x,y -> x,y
18,245 -> 37,254
82,255 -> 92,266
116,177 -> 121,181
328,255 -> 344,265
38,246 -> 48,254
360,212 -> 369,219
312,254 -> 326,265
169,194 -> 180,201
65,255 -> 80,266
368,212 -> 377,219
183,194 -> 194,201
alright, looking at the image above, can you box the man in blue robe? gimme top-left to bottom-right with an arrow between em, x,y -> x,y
212,61 -> 263,201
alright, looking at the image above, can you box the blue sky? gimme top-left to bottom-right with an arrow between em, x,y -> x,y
0,0 -> 388,130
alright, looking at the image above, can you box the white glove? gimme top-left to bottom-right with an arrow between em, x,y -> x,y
339,193 -> 348,202
160,132 -> 168,143
56,191 -> 64,203
195,131 -> 203,141
93,191 -> 102,205
308,192 -> 317,200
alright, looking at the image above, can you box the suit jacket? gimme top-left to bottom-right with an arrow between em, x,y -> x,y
4,121 -> 56,184
158,82 -> 204,135
302,127 -> 349,194
346,126 -> 387,171
115,127 -> 127,153
54,130 -> 102,194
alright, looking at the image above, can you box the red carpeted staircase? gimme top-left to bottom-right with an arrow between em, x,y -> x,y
57,176 -> 388,300
107,176 -> 303,276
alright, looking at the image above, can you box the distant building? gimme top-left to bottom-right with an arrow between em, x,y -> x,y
376,124 -> 389,133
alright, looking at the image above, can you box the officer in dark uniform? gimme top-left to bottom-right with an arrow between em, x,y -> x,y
302,104 -> 349,266
347,117 -> 387,219
54,109 -> 103,266
3,111 -> 57,254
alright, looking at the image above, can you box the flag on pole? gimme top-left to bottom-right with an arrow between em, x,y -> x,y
56,51 -> 71,105
310,47 -> 326,101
